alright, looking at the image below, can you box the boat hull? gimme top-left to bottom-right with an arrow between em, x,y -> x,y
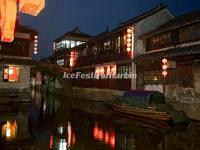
111,104 -> 173,121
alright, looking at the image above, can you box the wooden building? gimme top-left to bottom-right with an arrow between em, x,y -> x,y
0,24 -> 37,102
53,27 -> 91,67
136,9 -> 200,120
72,4 -> 174,91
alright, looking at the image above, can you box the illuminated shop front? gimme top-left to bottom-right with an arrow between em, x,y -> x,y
3,66 -> 20,82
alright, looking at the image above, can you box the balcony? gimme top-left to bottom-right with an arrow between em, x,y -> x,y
74,49 -> 130,67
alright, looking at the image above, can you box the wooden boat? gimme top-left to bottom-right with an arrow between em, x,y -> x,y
112,103 -> 172,121
106,90 -> 188,123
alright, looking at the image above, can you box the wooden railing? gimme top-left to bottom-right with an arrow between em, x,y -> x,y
73,78 -> 131,90
74,50 -> 130,67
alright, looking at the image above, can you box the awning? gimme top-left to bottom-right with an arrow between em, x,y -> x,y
0,57 -> 36,66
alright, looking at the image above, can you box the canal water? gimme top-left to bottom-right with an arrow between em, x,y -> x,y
0,89 -> 200,150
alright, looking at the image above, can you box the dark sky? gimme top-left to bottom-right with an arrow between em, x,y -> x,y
20,0 -> 200,60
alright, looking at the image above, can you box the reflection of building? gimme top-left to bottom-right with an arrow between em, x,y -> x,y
136,9 -> 200,120
0,108 -> 29,142
49,122 -> 76,150
0,24 -> 37,102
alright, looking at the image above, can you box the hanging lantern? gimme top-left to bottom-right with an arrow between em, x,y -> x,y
33,35 -> 38,55
0,0 -> 17,42
19,0 -> 45,16
162,58 -> 168,77
126,27 -> 133,53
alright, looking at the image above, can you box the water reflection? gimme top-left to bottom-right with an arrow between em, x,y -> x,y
93,121 -> 115,149
49,122 -> 76,150
1,89 -> 200,150
1,120 -> 17,141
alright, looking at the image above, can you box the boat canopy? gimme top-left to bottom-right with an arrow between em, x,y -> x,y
121,90 -> 165,108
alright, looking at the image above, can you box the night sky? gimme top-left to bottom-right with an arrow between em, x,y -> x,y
20,0 -> 200,60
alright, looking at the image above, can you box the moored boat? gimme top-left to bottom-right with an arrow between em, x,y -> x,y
106,90 -> 189,124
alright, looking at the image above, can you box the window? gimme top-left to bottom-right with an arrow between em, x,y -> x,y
179,23 -> 200,43
3,66 -> 20,82
117,65 -> 131,74
103,40 -> 111,50
147,32 -> 171,51
144,70 -> 162,84
115,36 -> 121,53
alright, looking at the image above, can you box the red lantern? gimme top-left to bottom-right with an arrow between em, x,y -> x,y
162,58 -> 168,77
0,0 -> 17,42
19,0 -> 45,16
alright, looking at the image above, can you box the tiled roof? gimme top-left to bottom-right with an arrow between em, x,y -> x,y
54,27 -> 92,42
141,9 -> 200,38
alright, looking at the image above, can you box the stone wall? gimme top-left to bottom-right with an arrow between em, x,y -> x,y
72,87 -> 124,101
0,65 -> 30,90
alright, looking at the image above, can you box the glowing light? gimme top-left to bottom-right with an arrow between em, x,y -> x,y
162,58 -> 168,77
49,135 -> 53,149
162,70 -> 167,77
19,0 -> 45,16
162,58 -> 168,64
93,127 -> 98,138
104,131 -> 109,144
0,0 -> 17,42
8,68 -> 13,75
127,33 -> 131,38
1,121 -> 17,141
70,51 -> 76,67
162,64 -> 168,70
97,128 -> 103,141
127,48 -> 131,51
109,132 -> 115,149
127,43 -> 131,47
127,28 -> 133,33
33,34 -> 38,55
126,27 -> 133,53
0,0 -> 45,42
127,39 -> 131,42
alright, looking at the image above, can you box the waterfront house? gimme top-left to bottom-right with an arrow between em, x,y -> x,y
136,9 -> 200,120
0,24 -> 37,102
53,27 -> 91,68
71,4 -> 174,95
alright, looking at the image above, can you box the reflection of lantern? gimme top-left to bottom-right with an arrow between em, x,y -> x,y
93,127 -> 98,138
49,135 -> 53,149
97,128 -> 103,141
19,0 -> 45,16
104,131 -> 109,144
1,121 -> 17,141
109,132 -> 115,149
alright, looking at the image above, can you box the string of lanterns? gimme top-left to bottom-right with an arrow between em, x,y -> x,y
34,35 -> 38,55
126,27 -> 133,53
